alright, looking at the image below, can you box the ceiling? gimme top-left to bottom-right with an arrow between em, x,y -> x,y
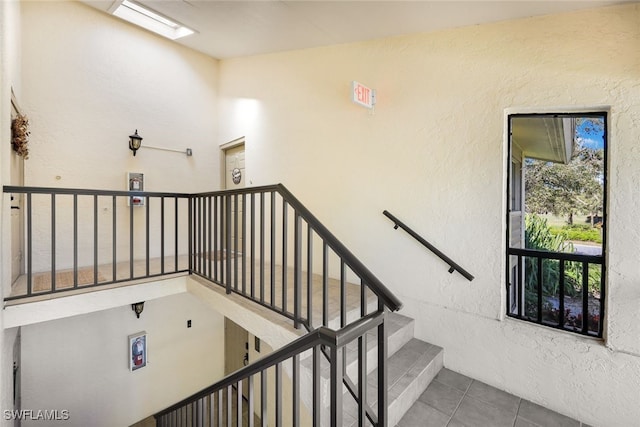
511,117 -> 575,164
82,0 -> 632,59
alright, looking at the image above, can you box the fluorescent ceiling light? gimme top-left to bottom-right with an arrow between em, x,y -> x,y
111,0 -> 195,40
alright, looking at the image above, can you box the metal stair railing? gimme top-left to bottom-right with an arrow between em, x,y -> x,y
4,183 -> 401,426
154,311 -> 384,427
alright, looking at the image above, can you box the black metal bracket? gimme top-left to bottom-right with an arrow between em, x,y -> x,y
384,210 -> 474,281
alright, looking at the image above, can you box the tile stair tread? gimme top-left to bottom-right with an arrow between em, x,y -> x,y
300,312 -> 414,375
342,338 -> 444,427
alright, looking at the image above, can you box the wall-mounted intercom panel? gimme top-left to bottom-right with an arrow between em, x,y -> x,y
127,172 -> 145,207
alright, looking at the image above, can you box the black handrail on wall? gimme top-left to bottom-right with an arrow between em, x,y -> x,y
383,210 -> 474,282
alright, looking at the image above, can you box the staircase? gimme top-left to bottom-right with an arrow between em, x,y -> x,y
299,312 -> 443,427
6,183 -> 437,426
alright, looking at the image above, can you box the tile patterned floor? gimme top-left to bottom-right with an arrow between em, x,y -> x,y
397,368 -> 591,427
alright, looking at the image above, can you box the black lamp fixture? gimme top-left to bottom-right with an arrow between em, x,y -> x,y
131,301 -> 145,318
129,130 -> 143,156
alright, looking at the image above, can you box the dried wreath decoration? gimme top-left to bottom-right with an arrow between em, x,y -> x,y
11,113 -> 30,159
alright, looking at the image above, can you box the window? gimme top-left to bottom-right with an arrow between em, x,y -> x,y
506,113 -> 607,337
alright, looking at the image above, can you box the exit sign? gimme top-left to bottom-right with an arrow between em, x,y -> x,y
351,81 -> 376,109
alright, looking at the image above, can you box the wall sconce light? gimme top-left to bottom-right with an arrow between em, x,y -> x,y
131,301 -> 145,318
129,130 -> 143,156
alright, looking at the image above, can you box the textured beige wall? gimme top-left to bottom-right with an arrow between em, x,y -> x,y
20,292 -> 225,427
19,2 -> 219,271
0,1 -> 22,424
217,4 -> 640,426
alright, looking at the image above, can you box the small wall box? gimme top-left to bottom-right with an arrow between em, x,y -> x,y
127,172 -> 145,207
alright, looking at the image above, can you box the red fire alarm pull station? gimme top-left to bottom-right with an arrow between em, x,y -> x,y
127,172 -> 145,207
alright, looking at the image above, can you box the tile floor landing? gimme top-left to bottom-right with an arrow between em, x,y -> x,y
397,368 -> 591,427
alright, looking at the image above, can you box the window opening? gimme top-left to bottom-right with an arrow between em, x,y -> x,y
506,113 -> 606,337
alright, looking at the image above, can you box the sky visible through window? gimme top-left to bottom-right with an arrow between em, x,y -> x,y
576,118 -> 605,149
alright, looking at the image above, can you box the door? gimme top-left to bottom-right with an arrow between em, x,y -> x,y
224,143 -> 245,254
224,144 -> 245,190
10,93 -> 24,285
224,318 -> 249,398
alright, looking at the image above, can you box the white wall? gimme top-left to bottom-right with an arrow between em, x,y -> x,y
20,1 -> 219,271
0,0 -> 22,423
20,292 -> 225,426
217,4 -> 640,426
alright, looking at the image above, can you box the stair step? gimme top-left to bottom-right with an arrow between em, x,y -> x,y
301,312 -> 414,377
342,338 -> 444,427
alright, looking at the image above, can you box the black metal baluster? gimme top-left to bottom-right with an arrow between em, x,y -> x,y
198,196 -> 203,274
74,194 -> 79,287
208,196 -> 212,280
341,260 -> 347,376
214,196 -> 218,281
174,196 -> 178,273
341,261 -> 346,328
313,345 -> 320,427
130,193 -> 134,279
111,196 -> 118,282
377,301 -> 388,427
260,192 -> 265,303
51,194 -> 56,291
282,199 -> 288,314
234,194 -> 239,291
261,370 -> 267,427
360,279 -> 369,426
330,345 -> 344,427
250,193 -> 255,298
237,380 -> 242,426
537,257 -> 543,322
358,322 -> 366,426
323,241 -> 328,327
161,197 -> 165,275
582,262 -> 589,334
26,193 -> 32,295
294,212 -> 301,328
307,225 -> 313,327
517,255 -> 523,318
559,260 -> 565,328
145,196 -> 150,277
270,192 -> 276,308
248,375 -> 254,427
275,363 -> 282,427
226,195 -> 232,294
293,354 -> 300,427
94,194 -> 99,284
242,193 -> 247,294
209,393 -> 214,427
194,397 -> 199,426
218,390 -> 223,427
227,385 -> 232,427
599,262 -> 605,337
188,197 -> 193,274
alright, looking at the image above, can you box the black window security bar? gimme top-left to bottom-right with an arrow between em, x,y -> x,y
507,247 -> 604,338
382,210 -> 474,281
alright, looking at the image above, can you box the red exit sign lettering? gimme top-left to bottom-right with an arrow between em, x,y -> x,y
351,81 -> 376,109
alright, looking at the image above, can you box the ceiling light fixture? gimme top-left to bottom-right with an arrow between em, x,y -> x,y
111,0 -> 195,40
